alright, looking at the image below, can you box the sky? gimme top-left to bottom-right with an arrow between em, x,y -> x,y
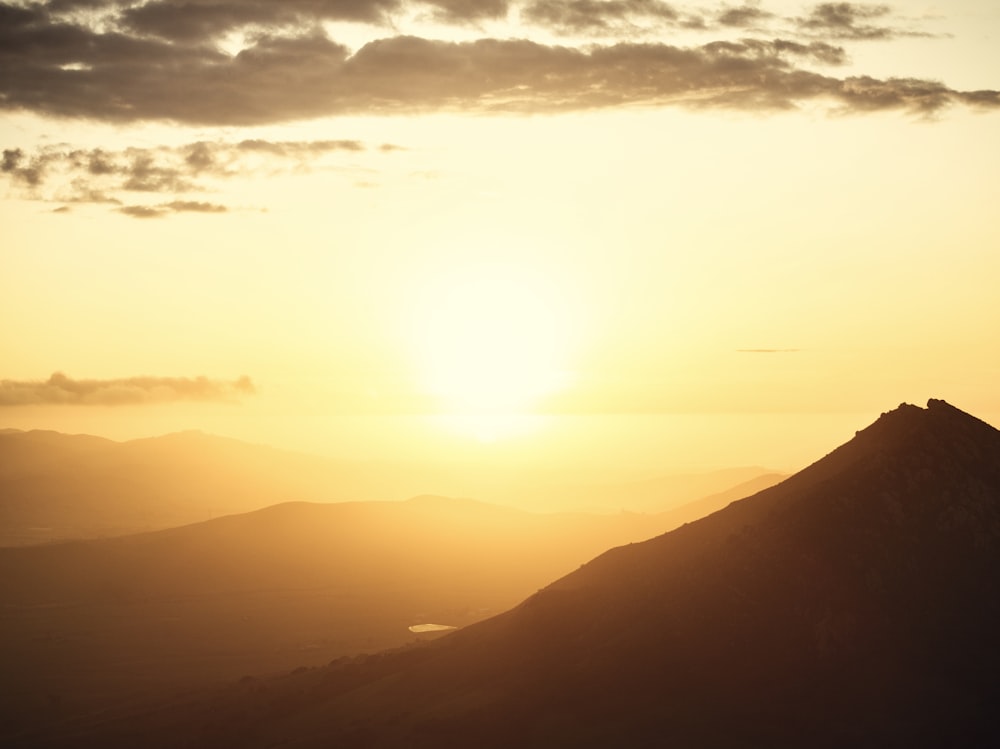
2,0 -> 999,484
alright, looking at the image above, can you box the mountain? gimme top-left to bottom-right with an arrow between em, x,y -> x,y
654,470 -> 787,527
526,466 -> 780,513
0,495 -> 679,741
0,429 -> 352,544
0,429 -> 778,545
43,398 -> 999,748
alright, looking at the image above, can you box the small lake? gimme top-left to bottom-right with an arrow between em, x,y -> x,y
408,624 -> 457,633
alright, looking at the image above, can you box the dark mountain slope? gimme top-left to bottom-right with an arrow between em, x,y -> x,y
19,400 -> 1000,748
80,398 -> 999,749
470,397 -> 1000,746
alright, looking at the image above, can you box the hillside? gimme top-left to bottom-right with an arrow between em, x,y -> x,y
0,495 -> 677,742
45,398 -> 1000,748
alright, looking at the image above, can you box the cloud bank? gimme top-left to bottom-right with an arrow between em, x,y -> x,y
0,372 -> 256,406
0,1 -> 993,125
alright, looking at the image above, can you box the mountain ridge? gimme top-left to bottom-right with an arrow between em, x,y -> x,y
0,428 -> 778,545
10,399 -> 1000,748
150,398 -> 1000,748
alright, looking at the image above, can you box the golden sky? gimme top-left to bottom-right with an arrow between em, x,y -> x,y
2,0 -> 999,478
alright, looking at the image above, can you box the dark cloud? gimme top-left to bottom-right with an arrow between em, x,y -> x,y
56,0 -> 503,42
1,138 -> 381,214
0,372 -> 255,406
117,200 -> 229,218
116,204 -> 164,218
421,0 -> 508,24
120,2 -> 301,43
794,2 -> 931,40
717,4 -> 774,28
0,3 -> 993,124
704,38 -> 848,66
521,0 -> 680,35
2,147 -> 61,189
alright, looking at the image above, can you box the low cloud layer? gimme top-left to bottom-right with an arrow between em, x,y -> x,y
1,139 -> 388,215
0,373 -> 256,406
0,2 -> 992,125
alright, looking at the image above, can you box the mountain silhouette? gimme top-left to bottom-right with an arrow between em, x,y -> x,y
16,399 -> 1000,748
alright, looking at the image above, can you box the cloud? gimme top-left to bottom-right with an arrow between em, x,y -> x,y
2,147 -> 56,189
44,0 -> 505,42
0,2 -> 992,124
717,4 -> 775,28
117,200 -> 228,218
116,204 -> 164,219
0,372 -> 256,406
421,0 -> 509,24
521,0 -> 683,35
794,2 -> 933,40
0,138 -> 383,214
520,0 -> 932,39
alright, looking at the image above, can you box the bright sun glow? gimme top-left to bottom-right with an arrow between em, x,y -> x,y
407,267 -> 574,438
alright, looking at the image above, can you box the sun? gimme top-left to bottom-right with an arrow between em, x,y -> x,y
407,267 -> 574,430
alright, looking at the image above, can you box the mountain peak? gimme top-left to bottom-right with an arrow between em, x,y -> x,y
782,398 -> 999,494
873,397 -> 986,424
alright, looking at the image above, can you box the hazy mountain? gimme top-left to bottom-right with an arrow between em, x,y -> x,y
527,466 -> 780,513
0,429 -> 779,545
654,471 -> 787,528
46,398 -> 999,748
0,495 -> 682,741
0,429 -> 354,544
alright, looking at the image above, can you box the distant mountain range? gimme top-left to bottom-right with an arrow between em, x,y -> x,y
28,398 -> 997,748
0,429 -> 781,545
521,466 -> 786,514
0,429 -> 350,544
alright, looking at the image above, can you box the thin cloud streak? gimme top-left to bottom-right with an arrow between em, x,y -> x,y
117,200 -> 228,218
0,373 -> 256,406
